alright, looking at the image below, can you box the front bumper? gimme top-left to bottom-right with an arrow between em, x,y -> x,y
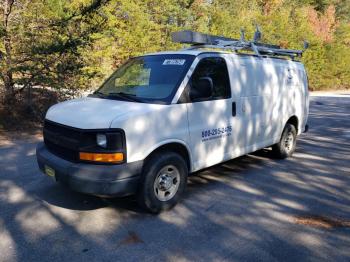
36,142 -> 142,196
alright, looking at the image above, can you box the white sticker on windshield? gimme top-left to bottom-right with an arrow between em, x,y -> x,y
163,59 -> 186,65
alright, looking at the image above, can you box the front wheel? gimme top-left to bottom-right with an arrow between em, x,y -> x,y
272,123 -> 297,159
137,152 -> 188,213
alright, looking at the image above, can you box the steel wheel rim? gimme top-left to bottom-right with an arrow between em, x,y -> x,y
153,165 -> 180,202
284,131 -> 294,152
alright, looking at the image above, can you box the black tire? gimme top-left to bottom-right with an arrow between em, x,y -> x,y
137,151 -> 188,214
272,123 -> 297,159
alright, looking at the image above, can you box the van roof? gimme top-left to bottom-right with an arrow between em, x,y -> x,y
144,50 -> 303,64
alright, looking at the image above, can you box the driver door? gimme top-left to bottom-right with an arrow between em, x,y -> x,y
181,56 -> 235,171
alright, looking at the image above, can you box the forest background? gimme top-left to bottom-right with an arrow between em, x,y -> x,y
0,0 -> 349,129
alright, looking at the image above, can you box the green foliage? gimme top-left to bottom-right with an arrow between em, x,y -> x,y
0,0 -> 109,96
0,0 -> 349,96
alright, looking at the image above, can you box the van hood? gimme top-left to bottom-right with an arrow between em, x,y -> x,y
45,97 -> 164,129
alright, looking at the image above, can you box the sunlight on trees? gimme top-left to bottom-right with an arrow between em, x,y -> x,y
0,0 -> 349,105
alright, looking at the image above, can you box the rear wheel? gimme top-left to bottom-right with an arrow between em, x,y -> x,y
272,123 -> 297,159
137,152 -> 188,213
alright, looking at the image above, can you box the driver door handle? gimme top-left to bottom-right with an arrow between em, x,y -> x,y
232,102 -> 236,117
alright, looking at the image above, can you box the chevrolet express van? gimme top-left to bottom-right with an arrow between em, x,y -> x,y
37,31 -> 309,213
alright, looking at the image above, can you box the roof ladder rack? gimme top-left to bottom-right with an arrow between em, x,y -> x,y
171,27 -> 308,60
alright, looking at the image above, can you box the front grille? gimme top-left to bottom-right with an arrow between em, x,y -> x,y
43,120 -> 81,162
45,139 -> 78,162
44,120 -> 81,141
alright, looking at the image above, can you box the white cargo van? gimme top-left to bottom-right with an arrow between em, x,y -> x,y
36,31 -> 309,213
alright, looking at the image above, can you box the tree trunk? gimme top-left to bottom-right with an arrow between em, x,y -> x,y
2,0 -> 15,101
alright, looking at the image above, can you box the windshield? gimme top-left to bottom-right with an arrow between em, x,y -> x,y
95,54 -> 195,104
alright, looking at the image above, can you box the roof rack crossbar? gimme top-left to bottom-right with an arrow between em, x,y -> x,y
172,30 -> 307,60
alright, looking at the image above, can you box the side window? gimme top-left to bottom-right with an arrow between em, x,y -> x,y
187,57 -> 231,102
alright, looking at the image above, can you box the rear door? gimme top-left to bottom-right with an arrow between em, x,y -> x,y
181,55 -> 235,171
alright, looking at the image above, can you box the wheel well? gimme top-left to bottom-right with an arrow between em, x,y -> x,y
287,116 -> 299,132
146,143 -> 191,171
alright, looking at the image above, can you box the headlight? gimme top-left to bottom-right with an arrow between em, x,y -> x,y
79,131 -> 125,164
96,134 -> 107,148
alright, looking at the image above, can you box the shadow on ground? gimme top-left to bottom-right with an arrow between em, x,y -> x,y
0,95 -> 349,262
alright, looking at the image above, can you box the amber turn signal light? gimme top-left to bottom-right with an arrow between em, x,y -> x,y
79,152 -> 124,163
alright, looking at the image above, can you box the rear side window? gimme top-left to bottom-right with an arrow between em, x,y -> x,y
185,57 -> 231,102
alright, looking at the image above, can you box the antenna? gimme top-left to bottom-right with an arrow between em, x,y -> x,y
240,28 -> 246,42
253,25 -> 261,43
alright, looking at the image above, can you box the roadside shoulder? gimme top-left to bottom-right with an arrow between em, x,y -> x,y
0,129 -> 42,147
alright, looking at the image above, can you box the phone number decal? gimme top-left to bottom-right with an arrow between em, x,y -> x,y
202,126 -> 232,141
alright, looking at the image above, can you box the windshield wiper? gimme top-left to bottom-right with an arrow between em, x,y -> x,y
107,92 -> 142,102
88,91 -> 106,98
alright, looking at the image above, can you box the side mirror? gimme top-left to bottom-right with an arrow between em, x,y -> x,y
190,77 -> 214,101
